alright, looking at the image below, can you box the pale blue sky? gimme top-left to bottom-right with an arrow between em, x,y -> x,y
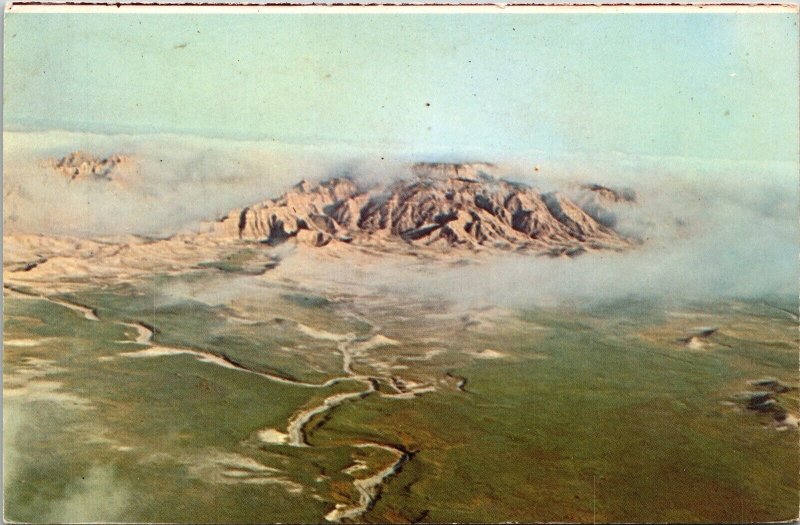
4,12 -> 798,161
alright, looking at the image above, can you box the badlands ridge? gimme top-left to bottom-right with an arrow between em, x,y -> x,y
214,162 -> 632,256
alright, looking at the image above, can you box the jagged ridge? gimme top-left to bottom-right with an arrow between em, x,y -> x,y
214,163 -> 630,256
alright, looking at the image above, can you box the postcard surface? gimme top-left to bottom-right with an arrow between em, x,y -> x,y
3,5 -> 799,523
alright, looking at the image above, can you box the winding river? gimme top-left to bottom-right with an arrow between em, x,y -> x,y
6,284 -> 424,522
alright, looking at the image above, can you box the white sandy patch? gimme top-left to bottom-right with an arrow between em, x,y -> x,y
343,460 -> 369,475
220,456 -> 281,473
4,338 -> 47,347
193,451 -> 281,474
401,348 -> 446,362
380,392 -> 416,400
117,346 -> 241,371
118,347 -> 194,359
473,348 -> 507,359
118,322 -> 153,345
222,469 -> 260,478
183,450 -> 302,493
296,323 -> 350,342
257,429 -> 289,445
684,336 -> 708,350
776,413 -> 799,431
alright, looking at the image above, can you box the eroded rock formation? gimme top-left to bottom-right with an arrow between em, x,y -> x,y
215,163 -> 630,255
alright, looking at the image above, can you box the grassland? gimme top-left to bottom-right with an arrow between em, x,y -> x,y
3,270 -> 798,523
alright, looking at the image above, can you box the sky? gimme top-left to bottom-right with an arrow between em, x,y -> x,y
3,11 -> 799,161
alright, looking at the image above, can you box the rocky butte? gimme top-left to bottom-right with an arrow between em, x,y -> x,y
213,162 -> 632,257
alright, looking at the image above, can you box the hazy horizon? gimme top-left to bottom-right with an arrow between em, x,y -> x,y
4,11 -> 799,163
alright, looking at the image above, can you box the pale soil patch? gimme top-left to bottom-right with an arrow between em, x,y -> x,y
3,358 -> 92,408
118,322 -> 153,345
3,233 -> 249,292
350,334 -> 399,353
182,450 -> 302,493
776,413 -> 799,431
473,348 -> 507,359
117,346 -> 241,372
684,336 -> 709,350
296,323 -> 350,342
400,348 -> 447,362
4,338 -> 47,347
4,357 -> 65,383
4,380 -> 92,408
343,459 -> 369,475
119,346 -> 200,358
257,429 -> 290,445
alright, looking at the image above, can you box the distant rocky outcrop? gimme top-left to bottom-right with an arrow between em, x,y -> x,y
732,378 -> 798,430
214,162 -> 631,256
580,183 -> 637,204
46,151 -> 131,182
573,183 -> 638,229
679,326 -> 718,350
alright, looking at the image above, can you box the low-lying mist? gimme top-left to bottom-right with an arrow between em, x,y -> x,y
3,130 -> 372,237
4,129 -> 798,306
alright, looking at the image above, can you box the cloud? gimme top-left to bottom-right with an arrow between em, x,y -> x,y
4,130 -> 797,304
3,130 -> 376,237
43,465 -> 130,523
260,152 -> 798,305
4,398 -> 130,523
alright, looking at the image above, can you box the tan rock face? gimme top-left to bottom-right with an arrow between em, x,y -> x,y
216,177 -> 359,243
215,163 -> 630,255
